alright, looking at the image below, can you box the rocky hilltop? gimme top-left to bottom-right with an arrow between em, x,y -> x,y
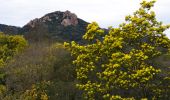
0,10 -> 89,42
21,10 -> 89,42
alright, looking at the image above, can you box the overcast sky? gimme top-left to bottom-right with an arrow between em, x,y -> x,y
0,0 -> 170,36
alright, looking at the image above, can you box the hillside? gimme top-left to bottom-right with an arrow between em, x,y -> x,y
21,10 -> 89,42
0,24 -> 21,34
0,1 -> 170,99
0,10 -> 89,42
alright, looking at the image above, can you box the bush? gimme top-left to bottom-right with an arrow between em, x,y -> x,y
65,1 -> 170,99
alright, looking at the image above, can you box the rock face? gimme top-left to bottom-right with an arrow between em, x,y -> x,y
0,10 -> 89,42
25,10 -> 79,28
21,10 -> 89,42
26,18 -> 40,28
61,10 -> 78,26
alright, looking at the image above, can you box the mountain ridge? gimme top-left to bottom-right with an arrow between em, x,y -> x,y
0,24 -> 21,34
0,10 -> 89,42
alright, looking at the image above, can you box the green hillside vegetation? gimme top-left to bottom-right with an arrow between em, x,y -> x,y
0,33 -> 81,99
65,1 -> 170,99
0,0 -> 169,100
0,32 -> 27,98
2,42 -> 81,99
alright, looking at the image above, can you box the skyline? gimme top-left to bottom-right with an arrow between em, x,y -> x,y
0,0 -> 170,37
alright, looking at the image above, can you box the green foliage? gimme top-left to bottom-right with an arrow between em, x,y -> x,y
4,42 -> 80,100
0,85 -> 7,98
0,32 -> 27,98
0,32 -> 27,66
65,0 -> 170,99
5,42 -> 58,92
20,81 -> 49,100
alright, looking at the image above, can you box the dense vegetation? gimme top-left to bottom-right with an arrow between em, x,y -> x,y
65,1 -> 170,100
1,41 -> 80,100
0,32 -> 27,98
0,0 -> 169,100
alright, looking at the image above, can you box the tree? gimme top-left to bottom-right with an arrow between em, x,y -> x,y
65,1 -> 170,99
0,32 -> 27,98
0,32 -> 27,66
20,81 -> 49,100
5,42 -> 80,100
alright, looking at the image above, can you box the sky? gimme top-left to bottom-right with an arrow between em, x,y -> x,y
0,0 -> 170,37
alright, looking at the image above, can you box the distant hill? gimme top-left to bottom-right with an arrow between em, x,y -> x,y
0,24 -> 21,34
0,10 -> 89,42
